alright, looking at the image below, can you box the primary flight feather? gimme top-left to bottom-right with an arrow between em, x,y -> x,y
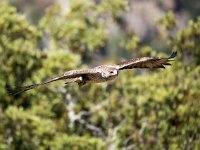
8,51 -> 177,95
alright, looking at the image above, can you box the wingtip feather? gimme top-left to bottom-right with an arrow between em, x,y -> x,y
169,51 -> 177,59
6,87 -> 26,96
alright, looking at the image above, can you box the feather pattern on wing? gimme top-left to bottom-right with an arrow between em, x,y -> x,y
117,52 -> 177,70
63,69 -> 99,78
7,69 -> 99,95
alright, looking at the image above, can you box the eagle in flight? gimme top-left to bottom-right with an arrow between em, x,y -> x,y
8,52 -> 177,95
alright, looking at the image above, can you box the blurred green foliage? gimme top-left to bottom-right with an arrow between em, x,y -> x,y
0,1 -> 200,149
157,11 -> 176,30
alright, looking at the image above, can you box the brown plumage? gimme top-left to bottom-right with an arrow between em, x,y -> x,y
7,52 -> 177,95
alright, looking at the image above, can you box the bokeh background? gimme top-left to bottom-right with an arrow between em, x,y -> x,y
0,0 -> 200,149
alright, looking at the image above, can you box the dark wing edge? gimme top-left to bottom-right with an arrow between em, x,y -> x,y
117,51 -> 177,70
7,69 -> 98,95
168,51 -> 177,59
6,74 -> 67,96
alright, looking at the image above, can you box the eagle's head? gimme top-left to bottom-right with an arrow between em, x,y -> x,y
98,65 -> 118,78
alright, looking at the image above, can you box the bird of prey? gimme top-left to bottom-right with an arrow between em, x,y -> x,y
8,52 -> 177,95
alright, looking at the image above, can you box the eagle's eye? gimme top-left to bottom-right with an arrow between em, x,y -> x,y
110,71 -> 114,74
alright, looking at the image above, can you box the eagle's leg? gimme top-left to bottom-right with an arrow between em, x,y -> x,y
64,77 -> 83,85
74,77 -> 86,86
65,77 -> 86,87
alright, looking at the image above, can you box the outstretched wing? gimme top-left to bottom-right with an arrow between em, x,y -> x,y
117,52 -> 177,70
7,69 -> 99,95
